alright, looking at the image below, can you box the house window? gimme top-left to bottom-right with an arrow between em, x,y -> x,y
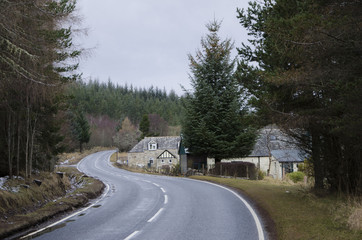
161,159 -> 165,163
148,141 -> 157,151
169,159 -> 172,163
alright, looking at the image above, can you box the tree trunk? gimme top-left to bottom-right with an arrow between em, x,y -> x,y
16,122 -> 20,177
29,117 -> 37,177
312,131 -> 323,190
25,98 -> 30,178
7,113 -> 13,179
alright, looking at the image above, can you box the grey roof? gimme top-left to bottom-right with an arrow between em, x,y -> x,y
271,149 -> 305,163
129,136 -> 181,153
249,125 -> 300,157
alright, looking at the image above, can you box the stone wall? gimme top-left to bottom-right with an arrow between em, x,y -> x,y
128,149 -> 180,169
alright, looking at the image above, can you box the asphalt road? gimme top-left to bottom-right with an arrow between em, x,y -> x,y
20,150 -> 266,240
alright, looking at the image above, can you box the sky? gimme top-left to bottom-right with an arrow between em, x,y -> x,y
74,0 -> 251,95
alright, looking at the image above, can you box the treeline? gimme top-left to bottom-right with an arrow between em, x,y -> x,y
0,0 -> 81,178
67,79 -> 183,126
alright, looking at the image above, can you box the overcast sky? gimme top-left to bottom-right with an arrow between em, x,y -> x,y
75,0 -> 251,95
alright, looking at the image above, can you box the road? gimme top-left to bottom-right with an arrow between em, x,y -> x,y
20,150 -> 266,240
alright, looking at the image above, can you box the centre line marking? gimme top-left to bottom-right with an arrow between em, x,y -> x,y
152,183 -> 160,187
164,195 -> 168,204
124,230 -> 140,240
147,208 -> 164,222
160,187 -> 166,193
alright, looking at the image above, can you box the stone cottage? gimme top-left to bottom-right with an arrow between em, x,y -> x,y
128,136 -> 181,169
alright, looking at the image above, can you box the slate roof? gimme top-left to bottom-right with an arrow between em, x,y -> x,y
271,149 -> 305,162
129,136 -> 181,153
249,125 -> 301,159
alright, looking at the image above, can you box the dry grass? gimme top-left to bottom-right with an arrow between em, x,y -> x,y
0,167 -> 104,238
110,152 -> 127,163
191,175 -> 362,240
57,147 -> 115,165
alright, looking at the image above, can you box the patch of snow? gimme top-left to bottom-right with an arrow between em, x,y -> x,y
60,156 -> 75,165
0,176 -> 24,192
0,176 -> 9,190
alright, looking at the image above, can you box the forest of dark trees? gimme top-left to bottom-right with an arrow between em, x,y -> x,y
67,79 -> 182,126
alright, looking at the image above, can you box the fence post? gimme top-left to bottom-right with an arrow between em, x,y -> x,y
246,165 -> 249,179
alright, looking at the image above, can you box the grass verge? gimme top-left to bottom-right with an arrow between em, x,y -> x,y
0,167 -> 104,239
57,147 -> 115,165
191,175 -> 362,240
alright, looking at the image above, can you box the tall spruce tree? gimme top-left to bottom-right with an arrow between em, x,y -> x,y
182,20 -> 256,162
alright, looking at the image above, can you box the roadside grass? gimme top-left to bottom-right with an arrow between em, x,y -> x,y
0,167 -> 104,238
57,146 -> 115,165
109,152 -> 127,163
191,175 -> 362,240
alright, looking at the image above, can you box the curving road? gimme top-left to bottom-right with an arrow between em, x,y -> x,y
20,150 -> 266,240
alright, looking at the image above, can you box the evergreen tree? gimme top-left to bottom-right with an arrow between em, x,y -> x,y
139,114 -> 150,139
182,20 -> 256,162
72,111 -> 91,153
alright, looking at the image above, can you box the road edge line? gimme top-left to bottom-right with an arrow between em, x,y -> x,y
185,178 -> 265,240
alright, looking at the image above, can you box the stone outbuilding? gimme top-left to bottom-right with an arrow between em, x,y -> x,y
128,136 -> 181,169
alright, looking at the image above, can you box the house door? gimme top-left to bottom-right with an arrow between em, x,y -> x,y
282,162 -> 293,178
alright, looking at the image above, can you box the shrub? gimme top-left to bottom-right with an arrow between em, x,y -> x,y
287,171 -> 305,183
257,170 -> 265,180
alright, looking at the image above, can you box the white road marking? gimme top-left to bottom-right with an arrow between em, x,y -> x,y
186,178 -> 265,240
21,183 -> 111,239
142,180 -> 151,183
164,195 -> 168,204
147,208 -> 164,222
152,183 -> 160,187
124,230 -> 140,240
160,187 -> 166,193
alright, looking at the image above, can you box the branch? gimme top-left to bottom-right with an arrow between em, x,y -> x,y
286,40 -> 322,46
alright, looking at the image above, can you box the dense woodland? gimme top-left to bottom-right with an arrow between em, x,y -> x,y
0,0 -> 81,177
67,79 -> 182,126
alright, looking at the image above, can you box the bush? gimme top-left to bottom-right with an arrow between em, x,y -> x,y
257,170 -> 265,180
287,171 -> 305,183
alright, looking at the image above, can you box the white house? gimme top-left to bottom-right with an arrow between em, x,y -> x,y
208,125 -> 306,179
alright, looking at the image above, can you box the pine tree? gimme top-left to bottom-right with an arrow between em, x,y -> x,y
139,114 -> 150,139
182,20 -> 256,162
72,111 -> 91,153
